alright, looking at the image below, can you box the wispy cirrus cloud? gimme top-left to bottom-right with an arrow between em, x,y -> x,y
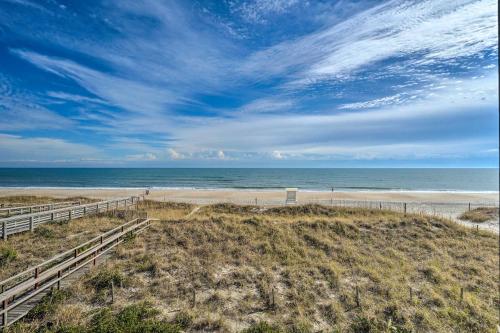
0,0 -> 497,165
0,133 -> 99,161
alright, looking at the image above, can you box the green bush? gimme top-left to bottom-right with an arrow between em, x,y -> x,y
242,322 -> 283,333
86,268 -> 126,291
89,302 -> 180,333
174,310 -> 193,329
0,245 -> 17,266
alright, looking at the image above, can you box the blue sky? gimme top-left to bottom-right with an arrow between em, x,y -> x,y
0,0 -> 498,167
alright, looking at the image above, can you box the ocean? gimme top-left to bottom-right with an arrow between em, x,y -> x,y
0,168 -> 497,192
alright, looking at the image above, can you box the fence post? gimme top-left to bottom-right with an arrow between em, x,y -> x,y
83,206 -> 87,214
34,267 -> 39,289
404,203 -> 407,215
271,287 -> 275,309
468,203 -> 471,211
2,222 -> 6,240
69,209 -> 72,220
30,216 -> 34,232
355,285 -> 360,307
111,281 -> 115,304
57,270 -> 61,289
2,299 -> 7,327
191,289 -> 196,308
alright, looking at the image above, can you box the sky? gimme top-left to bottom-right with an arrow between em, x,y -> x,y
0,0 -> 498,167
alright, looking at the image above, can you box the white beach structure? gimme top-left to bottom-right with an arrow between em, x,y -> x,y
286,188 -> 298,204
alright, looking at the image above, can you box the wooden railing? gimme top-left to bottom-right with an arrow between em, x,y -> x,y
0,201 -> 82,218
0,217 -> 155,328
0,196 -> 141,240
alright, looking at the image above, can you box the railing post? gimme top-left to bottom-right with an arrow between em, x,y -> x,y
69,209 -> 72,220
30,216 -> 34,232
2,222 -> 6,240
51,212 -> 54,221
83,206 -> 87,214
2,299 -> 7,327
57,271 -> 61,289
34,267 -> 39,289
74,249 -> 78,258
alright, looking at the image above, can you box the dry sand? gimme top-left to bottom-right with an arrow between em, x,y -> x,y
0,187 -> 497,203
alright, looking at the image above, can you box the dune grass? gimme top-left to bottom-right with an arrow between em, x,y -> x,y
0,195 -> 97,207
6,201 -> 498,333
458,207 -> 499,223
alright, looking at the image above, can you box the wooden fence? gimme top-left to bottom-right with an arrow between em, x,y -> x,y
0,196 -> 141,240
0,216 -> 155,328
0,201 -> 82,218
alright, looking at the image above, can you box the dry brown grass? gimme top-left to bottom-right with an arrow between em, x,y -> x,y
0,195 -> 96,207
459,207 -> 499,223
7,202 -> 497,333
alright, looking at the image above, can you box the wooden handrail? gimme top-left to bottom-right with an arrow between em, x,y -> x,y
0,196 -> 141,239
0,218 -> 142,289
0,201 -> 81,214
0,217 -> 157,327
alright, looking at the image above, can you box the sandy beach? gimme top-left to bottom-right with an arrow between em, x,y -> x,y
0,187 -> 497,203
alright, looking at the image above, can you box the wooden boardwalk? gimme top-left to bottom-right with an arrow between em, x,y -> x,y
1,196 -> 141,240
0,217 -> 155,328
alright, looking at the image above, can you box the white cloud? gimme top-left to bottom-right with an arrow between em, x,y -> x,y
339,94 -> 403,110
231,0 -> 299,23
217,150 -> 226,159
240,0 -> 497,87
12,49 -> 179,116
0,134 -> 99,161
238,97 -> 295,113
0,77 -> 74,131
168,148 -> 184,160
166,74 -> 498,159
272,150 -> 284,159
125,153 -> 157,161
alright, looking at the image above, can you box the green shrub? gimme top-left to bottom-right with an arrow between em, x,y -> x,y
0,245 -> 17,266
35,226 -> 56,238
89,302 -> 180,333
242,322 -> 283,333
174,310 -> 193,329
86,268 -> 126,291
